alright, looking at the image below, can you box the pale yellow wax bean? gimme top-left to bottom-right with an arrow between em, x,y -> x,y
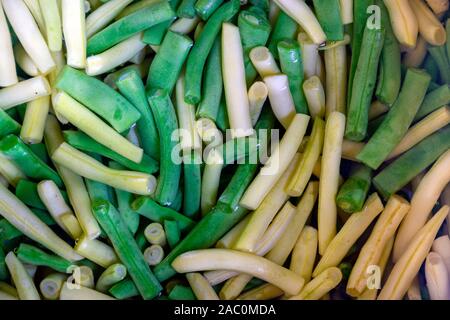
195,118 -> 223,148
78,265 -> 95,289
237,283 -> 284,300
39,273 -> 66,300
170,16 -> 200,34
176,74 -> 202,151
341,139 -> 364,162
13,43 -> 39,77
129,46 -> 147,65
325,43 -> 347,115
96,263 -> 127,293
425,252 -> 449,300
287,118 -> 325,197
5,252 -> 40,300
201,148 -> 223,215
0,290 -> 18,300
265,181 -> 319,264
315,56 -> 326,89
347,195 -> 410,297
432,236 -> 450,274
86,33 -> 147,76
60,282 -> 116,300
39,0 -> 62,51
52,143 -> 156,195
219,202 -> 296,300
248,81 -> 268,126
410,0 -> 446,46
268,0 -> 280,24
383,0 -> 419,48
144,245 -> 164,266
273,0 -> 326,44
425,0 -> 449,15
53,92 -> 143,163
2,0 -> 54,74
314,193 -> 384,276
75,234 -> 118,268
222,22 -> 253,138
186,273 -> 220,300
303,76 -> 325,119
0,0 -> 17,86
393,150 -> 450,262
368,100 -> 389,120
0,183 -> 83,261
0,282 -> 18,298
62,0 -> 86,68
0,76 -> 51,110
289,267 -> 342,300
318,111 -> 346,255
37,180 -> 82,239
20,95 -> 50,144
60,213 -> 83,240
86,0 -> 133,38
0,174 -> 7,187
22,0 -> 46,34
388,107 -> 450,159
290,226 -> 318,283
357,237 -> 395,300
407,276 -> 422,300
235,154 -> 301,252
340,0 -> 353,24
216,214 -> 251,249
172,249 -> 305,296
43,114 -> 101,239
378,206 -> 449,300
144,222 -> 166,246
403,36 -> 428,68
240,114 -> 310,210
194,21 -> 204,41
249,46 -> 280,77
298,32 -> 319,78
0,153 -> 26,187
263,74 -> 296,128
203,270 -> 239,286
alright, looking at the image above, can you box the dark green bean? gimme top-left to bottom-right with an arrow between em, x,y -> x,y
168,284 -> 196,300
177,0 -> 197,18
414,85 -> 450,121
267,11 -> 297,59
182,151 -> 201,218
336,165 -> 372,213
164,220 -> 181,249
109,278 -> 140,299
312,0 -> 344,41
0,109 -> 20,138
195,0 -> 224,20
16,243 -> 73,273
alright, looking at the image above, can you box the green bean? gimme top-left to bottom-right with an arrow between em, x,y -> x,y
107,162 -> 140,235
336,165 -> 372,214
423,54 -> 440,83
215,98 -> 230,131
87,0 -> 175,55
164,220 -> 181,249
116,69 -> 160,160
267,11 -> 297,59
177,0 -> 197,18
109,278 -> 139,299
183,151 -> 202,218
96,263 -> 127,293
0,109 -> 20,138
357,69 -> 431,169
238,9 -> 271,84
277,40 -> 308,114
0,135 -> 62,186
415,85 -> 450,121
0,247 -> 7,281
29,143 -> 49,164
249,0 -> 269,13
373,126 -> 450,199
147,31 -> 193,94
56,66 -> 141,133
348,0 -> 374,105
345,24 -> 385,141
85,177 -> 115,205
196,37 -> 222,121
195,0 -> 224,20
92,200 -> 162,300
168,284 -> 196,300
15,179 -> 46,210
0,219 -> 22,243
147,89 -> 181,206
16,243 -> 73,273
375,0 -> 401,106
135,228 -> 148,252
311,0 -> 344,41
169,187 -> 183,212
184,0 -> 240,104
428,46 -> 450,84
63,131 -> 158,174
132,197 -> 195,233
142,19 -> 175,46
